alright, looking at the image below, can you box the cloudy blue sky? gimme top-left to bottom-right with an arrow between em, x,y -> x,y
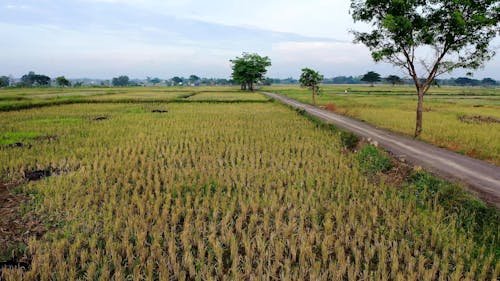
1,0 -> 499,79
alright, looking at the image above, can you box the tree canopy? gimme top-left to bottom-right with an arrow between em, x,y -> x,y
351,0 -> 499,137
230,53 -> 271,91
20,71 -> 51,87
0,76 -> 9,88
299,68 -> 324,105
360,71 -> 381,86
112,75 -> 130,87
55,76 -> 71,87
385,75 -> 403,86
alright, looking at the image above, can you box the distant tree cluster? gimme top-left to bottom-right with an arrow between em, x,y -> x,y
19,71 -> 51,87
112,75 -> 130,87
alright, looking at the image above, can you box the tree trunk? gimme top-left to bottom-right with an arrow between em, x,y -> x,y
414,90 -> 424,138
241,83 -> 246,90
249,82 -> 254,91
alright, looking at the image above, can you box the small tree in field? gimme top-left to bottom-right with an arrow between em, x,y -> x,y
385,75 -> 403,86
55,76 -> 71,87
351,0 -> 499,137
361,71 -> 381,86
299,68 -> 324,105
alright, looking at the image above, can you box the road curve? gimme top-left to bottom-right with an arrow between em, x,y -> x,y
263,92 -> 500,207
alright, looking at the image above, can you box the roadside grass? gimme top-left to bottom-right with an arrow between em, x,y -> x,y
403,172 -> 500,259
293,108 -> 500,261
356,145 -> 393,175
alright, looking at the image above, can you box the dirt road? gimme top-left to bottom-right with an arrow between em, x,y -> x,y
263,92 -> 500,207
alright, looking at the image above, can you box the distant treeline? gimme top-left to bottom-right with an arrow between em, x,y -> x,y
266,76 -> 498,86
1,71 -> 497,88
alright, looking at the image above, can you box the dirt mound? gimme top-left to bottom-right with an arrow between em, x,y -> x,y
23,169 -> 52,181
458,115 -> 500,124
93,116 -> 109,121
6,143 -> 30,149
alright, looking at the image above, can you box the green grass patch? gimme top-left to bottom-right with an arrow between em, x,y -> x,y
356,145 -> 393,175
0,132 -> 42,146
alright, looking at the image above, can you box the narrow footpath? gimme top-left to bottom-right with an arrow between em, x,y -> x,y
263,92 -> 500,207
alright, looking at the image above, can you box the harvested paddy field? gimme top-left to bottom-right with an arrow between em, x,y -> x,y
0,93 -> 498,279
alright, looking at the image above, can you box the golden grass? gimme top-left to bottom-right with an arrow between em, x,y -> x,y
1,103 -> 498,280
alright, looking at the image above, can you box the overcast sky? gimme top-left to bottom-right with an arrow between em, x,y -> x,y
1,0 -> 499,79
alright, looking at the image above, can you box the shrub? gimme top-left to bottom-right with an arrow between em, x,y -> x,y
340,131 -> 359,150
356,145 -> 392,175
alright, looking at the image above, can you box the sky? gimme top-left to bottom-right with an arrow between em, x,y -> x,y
0,0 -> 499,79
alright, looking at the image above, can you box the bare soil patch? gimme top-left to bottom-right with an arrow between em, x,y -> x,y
0,185 -> 45,273
93,116 -> 109,121
5,143 -> 31,149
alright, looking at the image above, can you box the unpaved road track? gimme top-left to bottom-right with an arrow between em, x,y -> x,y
263,92 -> 500,207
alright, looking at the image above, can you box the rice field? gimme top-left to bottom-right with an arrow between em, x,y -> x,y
263,85 -> 500,165
0,92 -> 498,280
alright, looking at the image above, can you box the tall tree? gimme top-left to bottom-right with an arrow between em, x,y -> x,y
299,68 -> 324,105
230,53 -> 271,91
385,75 -> 403,86
55,76 -> 71,87
351,0 -> 499,137
360,71 -> 381,86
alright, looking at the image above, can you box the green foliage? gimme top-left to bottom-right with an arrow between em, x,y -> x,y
351,0 -> 500,136
188,75 -> 200,84
111,75 -> 130,87
20,71 -> 51,87
0,75 -> 10,87
299,68 -> 324,104
360,71 -> 381,86
351,0 -> 499,73
340,131 -> 359,150
55,76 -> 71,88
385,75 -> 402,86
0,132 -> 42,146
230,53 -> 271,91
356,145 -> 392,175
171,76 -> 183,85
